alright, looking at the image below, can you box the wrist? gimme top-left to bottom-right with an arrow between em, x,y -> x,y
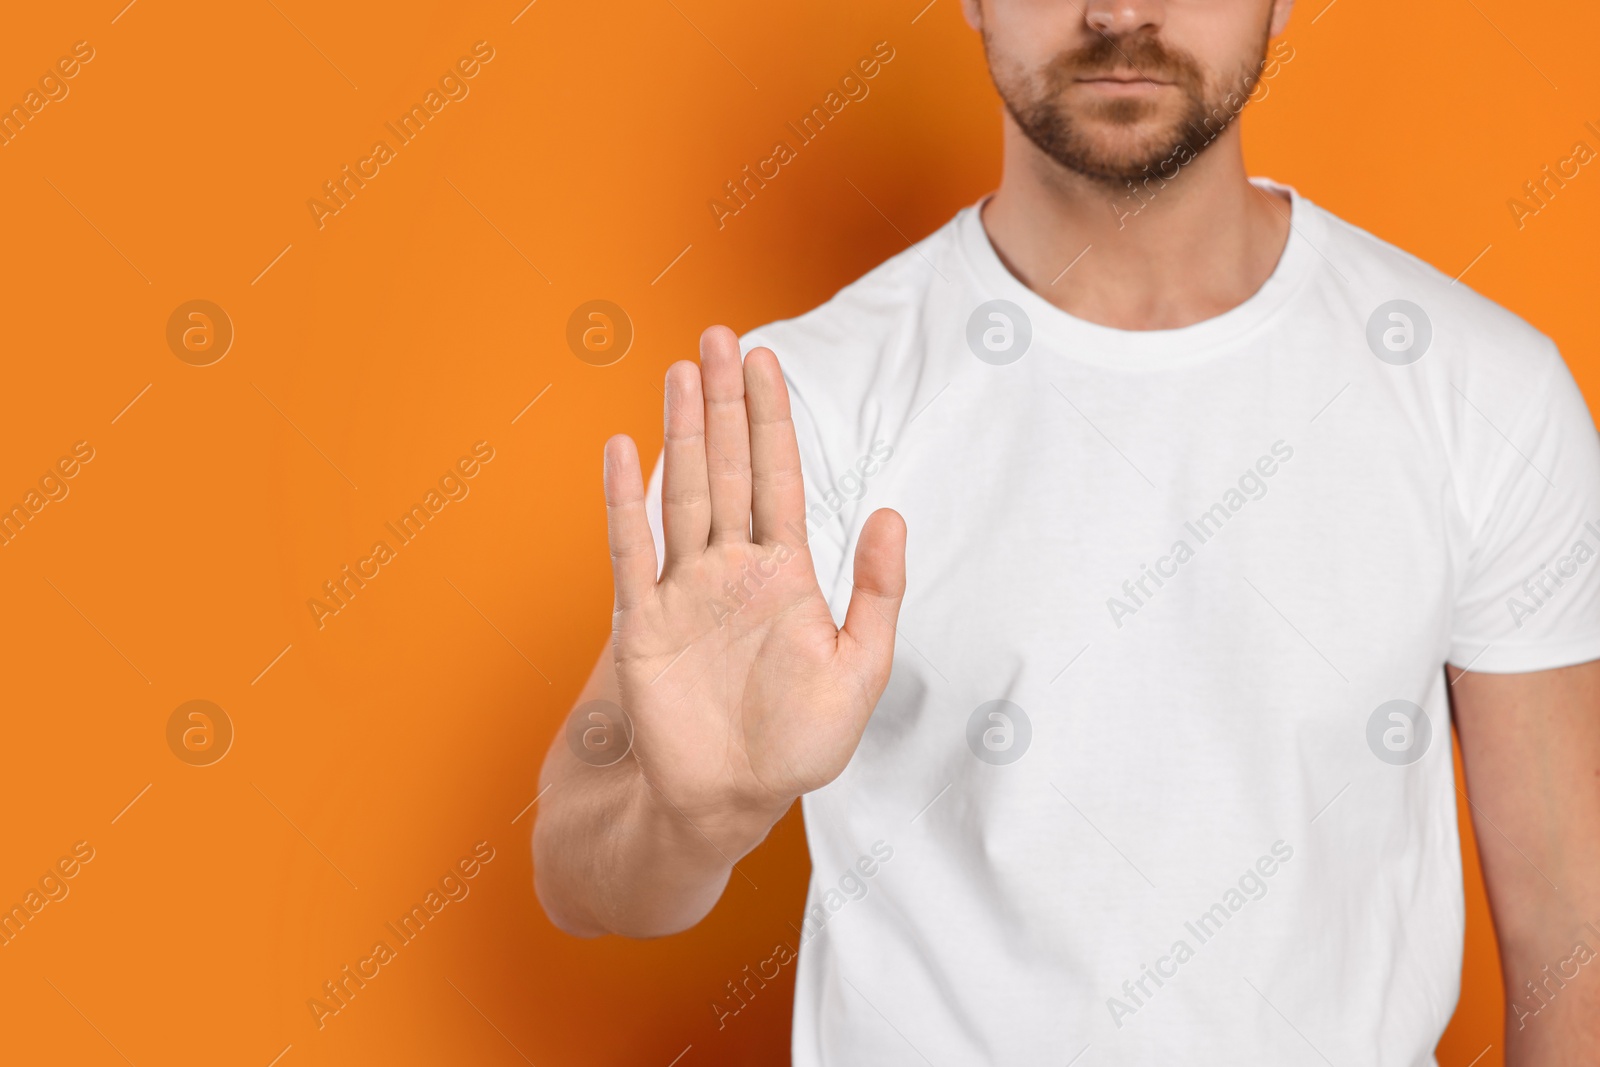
630,764 -> 792,863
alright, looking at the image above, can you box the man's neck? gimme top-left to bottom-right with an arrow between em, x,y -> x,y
980,116 -> 1292,332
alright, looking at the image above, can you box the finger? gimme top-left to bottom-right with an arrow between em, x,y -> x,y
699,325 -> 754,544
838,508 -> 907,694
661,361 -> 711,567
603,434 -> 658,611
743,347 -> 808,547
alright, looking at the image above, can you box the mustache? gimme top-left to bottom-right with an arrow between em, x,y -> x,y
1049,33 -> 1205,89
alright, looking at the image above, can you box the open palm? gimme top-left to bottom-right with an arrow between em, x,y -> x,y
602,326 -> 906,824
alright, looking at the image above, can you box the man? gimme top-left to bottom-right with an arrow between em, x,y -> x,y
534,0 -> 1600,1062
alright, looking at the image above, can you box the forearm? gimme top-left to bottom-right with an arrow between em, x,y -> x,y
1452,662 -> 1600,1063
1490,809 -> 1600,1060
1494,836 -> 1600,1062
532,752 -> 785,938
1501,923 -> 1600,1062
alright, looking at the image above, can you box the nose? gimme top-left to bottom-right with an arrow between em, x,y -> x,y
1083,0 -> 1165,35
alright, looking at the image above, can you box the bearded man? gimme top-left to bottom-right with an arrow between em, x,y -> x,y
535,2 -> 1600,1062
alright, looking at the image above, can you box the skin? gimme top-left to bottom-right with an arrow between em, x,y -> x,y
1451,663 -> 1600,1063
534,334 -> 907,938
536,2 -> 1600,1056
973,0 -> 1295,329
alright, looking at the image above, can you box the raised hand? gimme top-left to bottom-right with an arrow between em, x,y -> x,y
603,325 -> 907,828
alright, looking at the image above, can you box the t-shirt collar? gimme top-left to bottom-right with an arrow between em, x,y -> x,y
954,177 -> 1327,368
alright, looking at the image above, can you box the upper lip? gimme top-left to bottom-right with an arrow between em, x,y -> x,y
1076,71 -> 1169,84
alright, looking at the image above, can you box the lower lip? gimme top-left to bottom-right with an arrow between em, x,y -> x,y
1074,79 -> 1169,95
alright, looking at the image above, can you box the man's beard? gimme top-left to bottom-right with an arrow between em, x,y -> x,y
990,29 -> 1268,186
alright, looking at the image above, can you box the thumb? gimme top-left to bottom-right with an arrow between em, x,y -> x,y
838,508 -> 907,693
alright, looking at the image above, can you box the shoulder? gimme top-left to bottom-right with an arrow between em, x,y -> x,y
1308,198 -> 1564,390
1302,194 -> 1593,534
737,209 -> 967,397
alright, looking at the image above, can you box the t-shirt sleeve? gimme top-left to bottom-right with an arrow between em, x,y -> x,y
1449,349 -> 1600,672
641,334 -> 853,611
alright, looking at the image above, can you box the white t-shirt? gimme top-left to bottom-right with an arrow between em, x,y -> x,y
645,179 -> 1600,1065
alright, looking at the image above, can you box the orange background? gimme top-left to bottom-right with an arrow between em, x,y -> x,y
1,1 -> 1595,1064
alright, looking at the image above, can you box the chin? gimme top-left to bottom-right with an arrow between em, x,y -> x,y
1072,132 -> 1180,181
